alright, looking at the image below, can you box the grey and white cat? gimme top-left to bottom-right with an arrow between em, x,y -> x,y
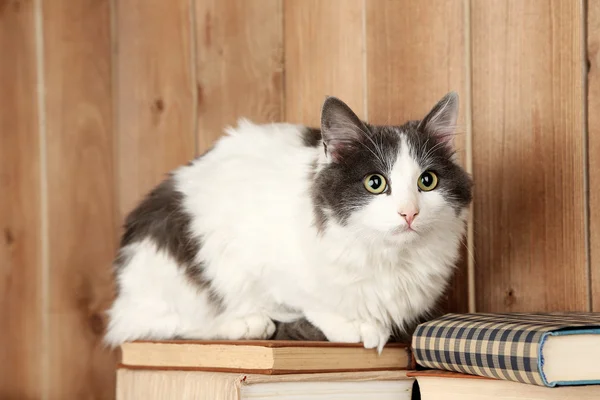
104,92 -> 472,353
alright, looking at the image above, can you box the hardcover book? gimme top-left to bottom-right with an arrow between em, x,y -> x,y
119,340 -> 411,374
117,369 -> 415,400
117,340 -> 414,400
408,369 -> 600,400
411,312 -> 600,386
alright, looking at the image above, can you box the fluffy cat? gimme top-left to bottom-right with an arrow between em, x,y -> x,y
104,92 -> 472,353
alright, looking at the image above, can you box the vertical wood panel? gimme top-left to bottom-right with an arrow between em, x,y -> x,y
284,0 -> 365,124
472,0 -> 586,312
195,0 -> 284,152
0,0 -> 43,398
589,0 -> 600,311
366,0 -> 469,313
43,0 -> 118,398
116,0 -> 195,216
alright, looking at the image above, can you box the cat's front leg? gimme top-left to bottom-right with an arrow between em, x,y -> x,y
304,311 -> 390,354
359,321 -> 390,354
179,314 -> 276,341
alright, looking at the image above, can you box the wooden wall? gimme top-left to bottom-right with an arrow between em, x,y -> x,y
0,0 -> 594,398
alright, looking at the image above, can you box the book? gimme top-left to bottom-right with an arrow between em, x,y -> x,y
409,370 -> 600,400
117,368 -> 415,400
411,312 -> 600,386
119,340 -> 412,374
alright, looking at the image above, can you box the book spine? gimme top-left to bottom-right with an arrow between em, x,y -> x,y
408,348 -> 417,371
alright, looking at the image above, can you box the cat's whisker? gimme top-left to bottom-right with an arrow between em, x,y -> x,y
421,140 -> 448,163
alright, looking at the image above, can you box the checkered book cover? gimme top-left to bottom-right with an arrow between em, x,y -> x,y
411,312 -> 600,387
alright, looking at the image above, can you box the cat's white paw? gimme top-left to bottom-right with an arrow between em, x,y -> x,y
245,315 -> 276,339
359,322 -> 390,354
322,322 -> 362,343
215,315 -> 276,340
305,311 -> 361,343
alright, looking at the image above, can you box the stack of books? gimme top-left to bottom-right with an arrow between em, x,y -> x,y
116,313 -> 600,399
117,340 -> 414,399
409,312 -> 600,399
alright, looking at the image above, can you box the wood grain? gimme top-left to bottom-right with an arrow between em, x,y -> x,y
471,0 -> 586,312
42,0 -> 118,398
589,0 -> 600,311
366,0 -> 469,313
0,0 -> 43,398
195,0 -> 284,153
284,0 -> 365,124
116,0 -> 196,217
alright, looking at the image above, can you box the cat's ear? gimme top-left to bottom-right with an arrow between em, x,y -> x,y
418,92 -> 459,147
320,96 -> 367,162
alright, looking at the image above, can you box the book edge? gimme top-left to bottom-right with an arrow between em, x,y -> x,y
539,328 -> 600,387
270,346 -> 410,371
117,363 -> 408,375
120,342 -> 276,370
407,370 -> 493,380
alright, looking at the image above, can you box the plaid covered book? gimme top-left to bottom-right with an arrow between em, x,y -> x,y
411,312 -> 600,387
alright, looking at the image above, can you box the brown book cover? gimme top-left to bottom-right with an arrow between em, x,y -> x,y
119,340 -> 411,375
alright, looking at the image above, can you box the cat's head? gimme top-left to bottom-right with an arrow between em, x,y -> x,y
312,92 -> 472,243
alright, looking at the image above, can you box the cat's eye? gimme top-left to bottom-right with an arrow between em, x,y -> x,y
418,171 -> 438,191
364,174 -> 387,194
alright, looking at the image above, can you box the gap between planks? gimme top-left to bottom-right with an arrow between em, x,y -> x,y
33,0 -> 49,397
464,0 -> 475,313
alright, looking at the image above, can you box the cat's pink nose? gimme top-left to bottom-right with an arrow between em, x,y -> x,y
399,209 -> 419,226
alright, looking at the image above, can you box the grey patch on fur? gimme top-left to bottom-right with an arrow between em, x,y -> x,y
113,247 -> 133,270
312,97 -> 402,224
117,176 -> 224,310
272,318 -> 327,341
311,96 -> 471,226
313,124 -> 401,224
402,120 -> 472,213
301,127 -> 322,147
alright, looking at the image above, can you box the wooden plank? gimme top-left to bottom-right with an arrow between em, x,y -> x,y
284,0 -> 365,124
42,0 -> 118,398
366,0 -> 469,313
116,0 -> 196,216
589,0 -> 600,311
0,0 -> 43,398
471,0 -> 586,312
195,0 -> 283,152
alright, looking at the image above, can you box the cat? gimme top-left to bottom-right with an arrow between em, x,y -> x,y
104,92 -> 472,353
